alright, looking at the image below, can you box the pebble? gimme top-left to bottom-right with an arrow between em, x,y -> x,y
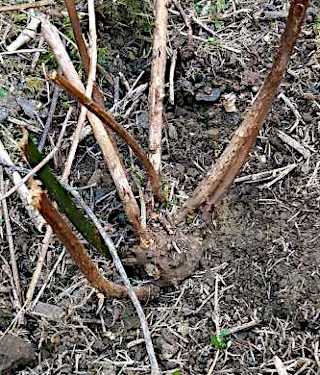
32,302 -> 65,320
0,107 -> 8,122
195,88 -> 221,103
207,128 -> 219,140
168,123 -> 178,139
0,334 -> 36,373
302,112 -> 313,123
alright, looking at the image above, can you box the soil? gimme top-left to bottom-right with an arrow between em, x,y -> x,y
0,1 -> 319,374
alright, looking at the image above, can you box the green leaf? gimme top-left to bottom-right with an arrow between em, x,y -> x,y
97,47 -> 109,66
210,330 -> 230,350
207,36 -> 219,46
0,87 -> 7,98
172,370 -> 181,375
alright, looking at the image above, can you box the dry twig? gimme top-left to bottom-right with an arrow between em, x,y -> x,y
39,84 -> 61,150
25,227 -> 53,307
31,248 -> 65,309
0,170 -> 22,308
23,136 -> 159,303
62,0 -> 97,180
169,50 -> 178,105
26,1 -> 97,306
31,183 -> 127,299
0,0 -> 52,12
277,130 -> 311,159
172,0 -> 193,44
63,0 -> 90,76
63,0 -> 106,112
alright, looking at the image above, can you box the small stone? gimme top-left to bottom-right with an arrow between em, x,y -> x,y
32,302 -> 65,320
136,110 -> 148,128
168,124 -> 178,139
16,97 -> 39,119
156,337 -> 178,360
302,112 -> 313,123
0,107 -> 9,122
0,334 -> 36,373
222,93 -> 238,113
207,128 -> 219,139
177,323 -> 189,337
195,88 -> 221,103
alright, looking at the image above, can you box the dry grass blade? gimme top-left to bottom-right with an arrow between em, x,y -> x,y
25,227 -> 52,307
51,72 -> 162,201
176,0 -> 310,221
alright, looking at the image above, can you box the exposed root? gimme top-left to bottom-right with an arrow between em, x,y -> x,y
127,229 -> 204,287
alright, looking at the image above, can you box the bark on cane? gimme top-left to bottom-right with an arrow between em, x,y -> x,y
148,0 -> 169,173
176,0 -> 309,222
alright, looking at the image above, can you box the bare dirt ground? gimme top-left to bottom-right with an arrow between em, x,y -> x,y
0,1 -> 319,374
